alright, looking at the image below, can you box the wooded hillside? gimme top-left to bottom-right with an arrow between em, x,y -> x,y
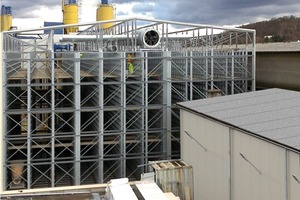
239,16 -> 300,43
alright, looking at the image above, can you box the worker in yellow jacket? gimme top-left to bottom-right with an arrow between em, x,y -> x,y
128,53 -> 134,74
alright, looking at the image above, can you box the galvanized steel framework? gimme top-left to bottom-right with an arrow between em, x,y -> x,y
0,18 -> 255,191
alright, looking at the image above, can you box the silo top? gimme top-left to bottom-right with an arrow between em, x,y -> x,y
1,6 -> 12,15
102,0 -> 109,4
1,5 -> 5,15
67,0 -> 77,5
6,6 -> 12,15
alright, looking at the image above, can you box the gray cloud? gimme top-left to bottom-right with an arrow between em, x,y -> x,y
148,0 -> 300,25
132,3 -> 154,13
117,10 -> 129,17
7,0 -> 300,25
8,0 -> 59,18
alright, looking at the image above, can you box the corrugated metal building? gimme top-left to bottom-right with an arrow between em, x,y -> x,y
177,88 -> 300,200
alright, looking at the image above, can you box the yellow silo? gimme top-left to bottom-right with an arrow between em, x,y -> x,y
7,14 -> 12,31
62,0 -> 78,34
1,6 -> 12,31
0,6 -> 4,31
96,0 -> 115,29
2,15 -> 8,31
0,15 -> 4,32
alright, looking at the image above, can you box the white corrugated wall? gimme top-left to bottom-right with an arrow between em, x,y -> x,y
180,109 -> 300,200
232,129 -> 286,200
181,110 -> 229,200
288,151 -> 300,199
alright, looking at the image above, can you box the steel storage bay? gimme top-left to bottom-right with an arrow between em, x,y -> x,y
0,17 -> 255,191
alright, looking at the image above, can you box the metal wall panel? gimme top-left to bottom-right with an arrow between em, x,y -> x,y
287,151 -> 300,200
232,129 -> 286,200
180,110 -> 229,200
181,109 -> 299,200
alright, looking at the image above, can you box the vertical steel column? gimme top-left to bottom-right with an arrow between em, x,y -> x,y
210,28 -> 214,90
189,51 -> 193,100
120,52 -> 126,177
141,52 -> 145,173
48,30 -> 56,187
161,24 -> 165,50
134,20 -> 137,51
229,32 -> 233,94
126,21 -> 130,51
252,31 -> 256,91
0,33 -> 6,191
144,52 -> 149,168
205,28 -> 209,95
225,51 -> 228,95
235,33 -> 238,49
27,53 -> 32,189
184,51 -> 188,100
231,50 -> 235,95
163,51 -> 172,159
98,52 -> 104,183
210,48 -> 214,90
245,33 -> 249,91
74,52 -> 81,185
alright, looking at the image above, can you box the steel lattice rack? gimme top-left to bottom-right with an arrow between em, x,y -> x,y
0,17 -> 255,191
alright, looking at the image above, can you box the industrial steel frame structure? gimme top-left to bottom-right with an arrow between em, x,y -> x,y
0,18 -> 255,191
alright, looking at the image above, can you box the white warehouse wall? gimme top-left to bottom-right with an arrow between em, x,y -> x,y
232,129 -> 286,200
180,109 -> 300,200
180,110 -> 229,200
288,151 -> 300,199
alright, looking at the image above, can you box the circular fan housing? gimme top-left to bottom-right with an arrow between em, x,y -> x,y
138,29 -> 161,48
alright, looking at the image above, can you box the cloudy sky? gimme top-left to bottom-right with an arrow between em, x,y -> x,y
5,0 -> 300,29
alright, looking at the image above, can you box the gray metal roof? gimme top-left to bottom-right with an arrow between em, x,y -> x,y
256,42 -> 300,52
177,89 -> 300,150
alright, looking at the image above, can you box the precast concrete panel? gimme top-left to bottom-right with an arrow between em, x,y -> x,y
256,53 -> 300,90
180,110 -> 229,200
232,130 -> 286,200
